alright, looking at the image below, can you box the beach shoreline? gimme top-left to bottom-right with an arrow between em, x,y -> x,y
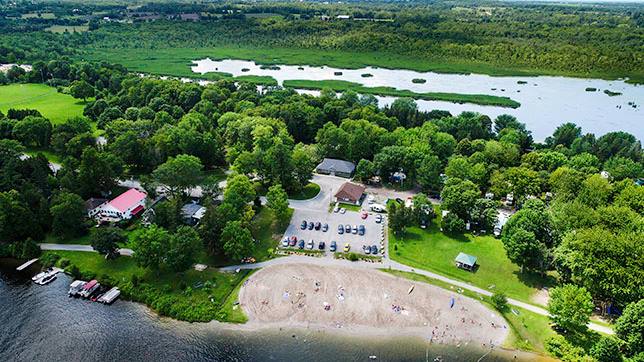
236,264 -> 510,348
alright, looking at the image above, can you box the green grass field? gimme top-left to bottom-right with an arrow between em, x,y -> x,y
45,25 -> 89,33
389,218 -> 555,305
0,84 -> 87,124
21,12 -> 56,19
83,45 -> 643,83
283,79 -> 520,108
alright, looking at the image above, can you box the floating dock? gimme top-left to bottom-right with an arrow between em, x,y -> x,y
16,258 -> 39,271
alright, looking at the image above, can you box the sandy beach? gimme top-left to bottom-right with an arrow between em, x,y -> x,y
238,263 -> 509,347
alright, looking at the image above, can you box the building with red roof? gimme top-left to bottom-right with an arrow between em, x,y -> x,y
94,188 -> 147,221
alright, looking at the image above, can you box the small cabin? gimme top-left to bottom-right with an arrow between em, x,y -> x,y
455,252 -> 477,272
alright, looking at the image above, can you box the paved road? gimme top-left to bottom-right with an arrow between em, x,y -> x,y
39,243 -> 134,256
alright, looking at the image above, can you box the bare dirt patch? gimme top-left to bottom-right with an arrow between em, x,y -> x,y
238,264 -> 509,346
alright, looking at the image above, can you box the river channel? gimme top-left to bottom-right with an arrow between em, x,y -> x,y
192,59 -> 643,142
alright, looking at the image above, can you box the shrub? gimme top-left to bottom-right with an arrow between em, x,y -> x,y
442,213 -> 465,234
545,335 -> 593,362
491,291 -> 508,311
39,253 -> 61,268
67,264 -> 81,279
58,258 -> 70,268
590,336 -> 623,362
346,252 -> 359,261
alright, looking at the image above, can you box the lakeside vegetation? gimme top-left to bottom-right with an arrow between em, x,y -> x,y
42,250 -> 250,323
283,79 -> 521,108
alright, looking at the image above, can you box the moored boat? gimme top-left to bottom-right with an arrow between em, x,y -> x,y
68,280 -> 87,297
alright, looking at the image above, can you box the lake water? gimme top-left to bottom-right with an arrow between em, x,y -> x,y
0,259 -> 550,362
192,59 -> 643,142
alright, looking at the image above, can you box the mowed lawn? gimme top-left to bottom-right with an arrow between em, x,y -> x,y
389,220 -> 555,305
0,84 -> 86,124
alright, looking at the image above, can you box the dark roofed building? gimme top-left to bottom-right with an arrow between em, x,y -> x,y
85,198 -> 108,217
182,203 -> 207,226
316,158 -> 356,178
334,182 -> 366,205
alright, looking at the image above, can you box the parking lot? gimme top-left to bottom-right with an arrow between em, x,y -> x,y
281,206 -> 386,257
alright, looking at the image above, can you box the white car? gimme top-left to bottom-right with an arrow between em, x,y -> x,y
333,203 -> 340,213
340,208 -> 346,214
282,238 -> 289,247
307,240 -> 314,250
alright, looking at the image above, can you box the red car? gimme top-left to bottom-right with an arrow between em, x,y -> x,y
361,211 -> 368,219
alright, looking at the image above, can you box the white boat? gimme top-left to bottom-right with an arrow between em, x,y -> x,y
35,274 -> 57,285
68,280 -> 87,296
97,287 -> 121,304
31,271 -> 47,282
32,268 -> 62,285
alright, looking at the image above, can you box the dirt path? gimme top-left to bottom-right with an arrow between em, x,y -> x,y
238,263 -> 509,347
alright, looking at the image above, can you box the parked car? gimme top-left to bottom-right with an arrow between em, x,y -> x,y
340,208 -> 346,214
282,238 -> 289,247
375,215 -> 382,223
300,220 -> 307,230
308,221 -> 314,230
307,240 -> 314,250
420,217 -> 428,229
344,224 -> 351,232
358,225 -> 365,235
371,204 -> 386,212
318,241 -> 326,250
361,211 -> 368,219
352,225 -> 358,234
333,203 -> 340,213
289,236 -> 297,247
314,222 -> 321,230
371,245 -> 378,254
338,225 -> 344,234
330,241 -> 337,252
395,198 -> 404,204
367,195 -> 375,204
322,223 -> 328,232
343,243 -> 351,252
364,245 -> 371,254
298,239 -> 305,249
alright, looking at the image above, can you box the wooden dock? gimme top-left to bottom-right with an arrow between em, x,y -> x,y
16,258 -> 39,271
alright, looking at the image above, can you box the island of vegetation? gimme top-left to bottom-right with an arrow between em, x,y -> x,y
283,79 -> 521,108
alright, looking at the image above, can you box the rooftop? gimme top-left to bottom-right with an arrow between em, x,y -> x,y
85,197 -> 107,211
455,252 -> 477,267
334,182 -> 366,201
109,188 -> 147,212
182,203 -> 207,219
316,158 -> 356,174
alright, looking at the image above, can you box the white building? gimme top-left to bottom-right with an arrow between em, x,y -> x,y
94,188 -> 147,222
